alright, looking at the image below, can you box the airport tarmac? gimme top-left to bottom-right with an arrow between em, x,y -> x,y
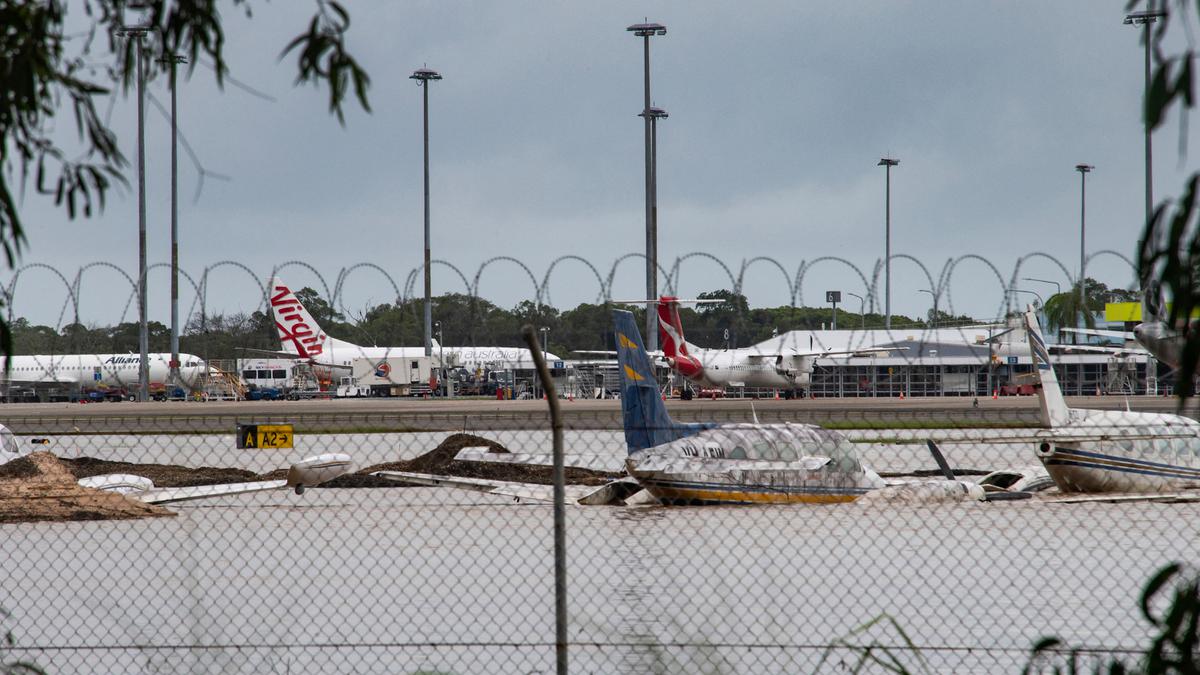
0,395 -> 1194,433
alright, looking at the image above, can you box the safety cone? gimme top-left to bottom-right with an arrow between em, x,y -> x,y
774,389 -> 780,400
899,391 -> 905,400
1095,384 -> 1101,396
568,391 -> 574,402
992,389 -> 998,400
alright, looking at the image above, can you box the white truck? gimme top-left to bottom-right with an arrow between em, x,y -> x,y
335,356 -> 438,398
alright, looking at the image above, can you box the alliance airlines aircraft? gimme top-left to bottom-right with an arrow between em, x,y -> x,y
2,353 -> 207,392
268,277 -> 561,373
655,296 -> 898,394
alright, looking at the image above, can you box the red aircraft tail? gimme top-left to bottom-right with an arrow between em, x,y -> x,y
657,296 -> 690,358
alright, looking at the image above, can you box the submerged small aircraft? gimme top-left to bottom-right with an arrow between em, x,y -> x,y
78,453 -> 355,503
1024,305 -> 1200,493
377,310 -> 1005,505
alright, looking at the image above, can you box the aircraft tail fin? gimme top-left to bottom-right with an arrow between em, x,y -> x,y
1023,305 -> 1071,428
1144,280 -> 1166,323
269,277 -> 344,359
657,296 -> 690,359
613,309 -> 707,454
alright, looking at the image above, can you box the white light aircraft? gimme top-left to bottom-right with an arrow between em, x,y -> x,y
78,453 -> 355,503
268,276 -> 561,375
1024,305 -> 1200,494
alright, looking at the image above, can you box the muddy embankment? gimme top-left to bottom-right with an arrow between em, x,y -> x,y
2,433 -> 620,524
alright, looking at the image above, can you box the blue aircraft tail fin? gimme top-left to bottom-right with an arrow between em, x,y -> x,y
613,309 -> 708,454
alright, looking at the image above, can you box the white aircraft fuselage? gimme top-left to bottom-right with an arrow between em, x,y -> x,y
2,353 -> 207,391
268,277 -> 560,376
1025,306 -> 1200,493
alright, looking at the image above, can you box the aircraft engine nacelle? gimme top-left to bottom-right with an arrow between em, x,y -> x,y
286,453 -> 355,494
666,355 -> 704,379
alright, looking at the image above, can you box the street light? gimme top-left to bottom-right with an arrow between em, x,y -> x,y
628,21 -> 667,353
1124,8 -> 1166,229
118,3 -> 151,401
160,53 -> 186,391
410,66 -> 442,358
1011,288 -> 1044,307
1022,277 -> 1062,296
918,288 -> 938,329
1075,164 -> 1093,323
639,106 -> 669,344
846,291 -> 866,330
878,157 -> 899,329
434,321 -> 446,398
539,326 -> 550,399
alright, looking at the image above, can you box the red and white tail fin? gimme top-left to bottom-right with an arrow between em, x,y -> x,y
657,296 -> 690,358
269,277 -> 342,359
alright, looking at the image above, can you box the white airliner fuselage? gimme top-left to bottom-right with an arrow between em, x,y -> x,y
2,353 -> 207,392
268,277 -> 561,375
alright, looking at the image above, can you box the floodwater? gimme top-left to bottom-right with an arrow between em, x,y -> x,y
5,482 -> 1200,674
34,427 -> 1033,476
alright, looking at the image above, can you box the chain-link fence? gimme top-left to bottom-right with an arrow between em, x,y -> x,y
3,397 -> 1197,674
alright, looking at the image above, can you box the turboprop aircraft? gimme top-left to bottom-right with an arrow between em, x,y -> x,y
653,296 -> 901,396
267,276 -> 561,375
78,453 -> 354,503
1024,305 -> 1200,494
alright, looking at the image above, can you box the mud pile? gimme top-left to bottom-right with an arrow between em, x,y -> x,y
0,452 -> 173,524
362,433 -> 621,485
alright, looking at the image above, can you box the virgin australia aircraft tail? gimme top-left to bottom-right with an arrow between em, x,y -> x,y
613,309 -> 708,454
1023,305 -> 1071,428
269,276 -> 442,360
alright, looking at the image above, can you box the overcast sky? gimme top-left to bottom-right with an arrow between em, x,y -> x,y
10,1 -> 1198,332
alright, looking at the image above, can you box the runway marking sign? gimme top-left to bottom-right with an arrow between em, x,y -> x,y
237,423 -> 294,449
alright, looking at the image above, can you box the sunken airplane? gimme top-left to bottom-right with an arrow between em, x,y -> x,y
1024,305 -> 1200,494
375,310 -> 1000,505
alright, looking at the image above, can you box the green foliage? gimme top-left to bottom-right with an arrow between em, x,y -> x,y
1040,278 -> 1134,332
1,608 -> 46,675
1022,562 -> 1200,674
0,0 -> 372,360
815,613 -> 933,675
1134,1 -> 1200,398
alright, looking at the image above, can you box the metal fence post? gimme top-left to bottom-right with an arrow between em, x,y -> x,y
523,325 -> 567,675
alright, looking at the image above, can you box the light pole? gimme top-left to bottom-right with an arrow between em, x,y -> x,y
638,105 -> 667,343
846,291 -> 865,330
118,6 -> 151,402
628,21 -> 667,353
540,326 -> 550,399
918,288 -> 938,328
435,321 -> 445,397
1011,288 -> 1044,307
410,66 -> 442,358
1022,277 -> 1062,296
878,157 -> 899,329
1076,164 -> 1093,324
161,53 -> 186,391
1125,8 -> 1166,229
